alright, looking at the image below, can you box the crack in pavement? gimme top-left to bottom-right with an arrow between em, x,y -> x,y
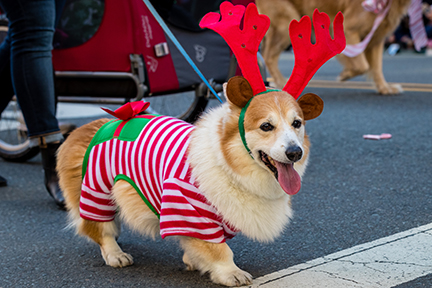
336,259 -> 432,268
313,269 -> 362,285
250,225 -> 432,287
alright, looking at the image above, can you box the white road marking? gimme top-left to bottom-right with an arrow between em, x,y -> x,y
246,223 -> 432,288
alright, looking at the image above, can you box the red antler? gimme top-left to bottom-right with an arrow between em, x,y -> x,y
200,1 -> 269,95
283,10 -> 346,99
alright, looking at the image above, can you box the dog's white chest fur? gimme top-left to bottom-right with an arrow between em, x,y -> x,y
188,105 -> 295,242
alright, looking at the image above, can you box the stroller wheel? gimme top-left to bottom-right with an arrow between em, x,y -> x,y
0,100 -> 40,162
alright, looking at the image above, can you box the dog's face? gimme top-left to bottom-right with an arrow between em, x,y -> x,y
244,92 -> 305,174
224,76 -> 323,195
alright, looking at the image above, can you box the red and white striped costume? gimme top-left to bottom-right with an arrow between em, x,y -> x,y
80,115 -> 237,243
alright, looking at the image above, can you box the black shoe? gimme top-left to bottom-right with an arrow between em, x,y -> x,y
414,46 -> 427,54
40,142 -> 65,209
0,175 -> 6,187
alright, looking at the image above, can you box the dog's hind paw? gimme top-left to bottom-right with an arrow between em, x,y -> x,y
104,252 -> 134,268
338,68 -> 367,82
377,83 -> 403,95
211,267 -> 253,287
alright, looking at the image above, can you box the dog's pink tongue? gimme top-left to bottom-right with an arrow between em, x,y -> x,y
275,162 -> 301,195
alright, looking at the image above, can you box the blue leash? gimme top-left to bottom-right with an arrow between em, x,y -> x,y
142,0 -> 223,103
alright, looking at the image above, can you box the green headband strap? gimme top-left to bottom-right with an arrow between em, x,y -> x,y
238,89 -> 281,159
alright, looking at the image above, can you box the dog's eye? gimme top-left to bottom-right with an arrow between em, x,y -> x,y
292,120 -> 302,129
260,122 -> 274,132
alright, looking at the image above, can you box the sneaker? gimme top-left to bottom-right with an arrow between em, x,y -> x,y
387,43 -> 400,56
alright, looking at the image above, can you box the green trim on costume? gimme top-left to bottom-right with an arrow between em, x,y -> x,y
117,117 -> 156,141
114,174 -> 160,219
81,116 -> 158,180
82,119 -> 119,179
238,89 -> 281,159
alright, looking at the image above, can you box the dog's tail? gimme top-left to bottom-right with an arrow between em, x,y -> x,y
57,118 -> 111,225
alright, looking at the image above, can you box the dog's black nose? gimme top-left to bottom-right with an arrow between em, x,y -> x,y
286,146 -> 303,162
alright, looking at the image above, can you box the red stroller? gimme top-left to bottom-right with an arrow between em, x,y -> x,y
52,0 -> 265,119
0,0 -> 266,161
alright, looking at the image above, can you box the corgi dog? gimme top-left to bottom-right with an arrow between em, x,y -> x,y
57,76 -> 323,286
57,2 -> 344,286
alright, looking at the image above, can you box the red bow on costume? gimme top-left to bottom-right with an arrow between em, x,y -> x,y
101,101 -> 150,120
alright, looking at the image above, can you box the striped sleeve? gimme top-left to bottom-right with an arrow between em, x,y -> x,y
80,178 -> 117,222
159,178 -> 228,243
80,141 -> 117,222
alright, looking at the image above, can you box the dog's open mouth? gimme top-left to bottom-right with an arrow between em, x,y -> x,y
259,151 -> 301,195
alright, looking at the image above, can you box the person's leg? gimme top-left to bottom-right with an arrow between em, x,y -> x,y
0,60 -> 12,187
0,0 -> 65,207
2,0 -> 61,139
0,20 -> 14,188
0,33 -> 14,117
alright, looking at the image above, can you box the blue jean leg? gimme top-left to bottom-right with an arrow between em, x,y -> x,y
0,0 -> 62,140
0,37 -> 14,114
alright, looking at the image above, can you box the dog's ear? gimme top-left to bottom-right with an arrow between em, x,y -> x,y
225,76 -> 254,108
297,93 -> 324,120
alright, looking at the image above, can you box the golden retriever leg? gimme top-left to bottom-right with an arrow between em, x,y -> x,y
262,25 -> 291,88
337,53 -> 369,81
179,237 -> 252,287
257,0 -> 300,89
336,31 -> 370,81
365,41 -> 402,95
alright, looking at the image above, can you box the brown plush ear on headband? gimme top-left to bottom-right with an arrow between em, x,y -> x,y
297,93 -> 324,120
226,76 -> 254,108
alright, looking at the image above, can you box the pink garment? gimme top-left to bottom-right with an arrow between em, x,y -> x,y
80,116 -> 237,243
342,0 -> 392,57
408,0 -> 428,51
362,0 -> 389,14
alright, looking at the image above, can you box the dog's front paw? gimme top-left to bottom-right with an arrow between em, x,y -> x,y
103,251 -> 134,268
211,266 -> 253,287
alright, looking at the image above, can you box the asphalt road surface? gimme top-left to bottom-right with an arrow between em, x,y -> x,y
1,51 -> 432,287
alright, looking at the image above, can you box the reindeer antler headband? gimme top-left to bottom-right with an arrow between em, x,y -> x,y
199,1 -> 346,99
200,2 -> 345,158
